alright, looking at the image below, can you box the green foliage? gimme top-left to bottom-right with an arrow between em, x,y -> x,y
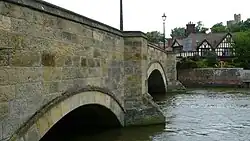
195,21 -> 209,33
227,18 -> 250,33
203,51 -> 219,67
196,59 -> 209,68
211,22 -> 227,33
146,31 -> 164,44
232,30 -> 250,69
177,57 -> 198,69
177,51 -> 219,70
171,27 -> 186,38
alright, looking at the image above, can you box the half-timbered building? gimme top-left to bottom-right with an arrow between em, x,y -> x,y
172,32 -> 235,60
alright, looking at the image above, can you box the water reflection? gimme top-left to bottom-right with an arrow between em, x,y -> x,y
153,89 -> 250,141
46,89 -> 250,141
71,124 -> 165,141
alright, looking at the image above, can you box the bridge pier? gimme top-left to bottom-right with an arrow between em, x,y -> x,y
123,32 -> 165,126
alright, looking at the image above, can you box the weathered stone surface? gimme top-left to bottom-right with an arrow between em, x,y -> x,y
0,85 -> 15,102
0,15 -> 11,31
0,103 -> 8,120
0,1 -> 180,140
178,68 -> 247,88
15,82 -> 43,99
42,67 -> 62,81
23,125 -> 40,141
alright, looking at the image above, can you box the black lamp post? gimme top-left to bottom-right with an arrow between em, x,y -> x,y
120,0 -> 123,31
162,13 -> 166,50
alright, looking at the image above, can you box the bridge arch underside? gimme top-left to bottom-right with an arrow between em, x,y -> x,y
13,91 -> 125,141
147,62 -> 167,96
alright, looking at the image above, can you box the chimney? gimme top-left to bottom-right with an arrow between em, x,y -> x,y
167,38 -> 173,47
185,21 -> 196,36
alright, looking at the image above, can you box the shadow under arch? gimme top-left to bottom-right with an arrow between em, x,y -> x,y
147,61 -> 168,97
10,86 -> 125,141
148,69 -> 166,95
40,104 -> 122,141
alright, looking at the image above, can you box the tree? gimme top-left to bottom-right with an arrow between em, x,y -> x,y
241,18 -> 250,31
195,21 -> 209,33
170,27 -> 186,38
228,22 -> 242,32
232,30 -> 250,69
203,51 -> 218,67
146,31 -> 164,44
211,22 -> 227,33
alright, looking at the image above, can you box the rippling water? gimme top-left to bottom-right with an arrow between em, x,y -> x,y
64,88 -> 250,141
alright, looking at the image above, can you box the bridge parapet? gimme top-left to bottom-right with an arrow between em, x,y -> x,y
0,1 -> 125,140
0,1 -> 182,140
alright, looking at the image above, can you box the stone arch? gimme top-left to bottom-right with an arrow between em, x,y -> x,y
10,87 -> 125,141
147,61 -> 168,94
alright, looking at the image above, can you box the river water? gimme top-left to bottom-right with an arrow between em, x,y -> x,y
69,89 -> 250,141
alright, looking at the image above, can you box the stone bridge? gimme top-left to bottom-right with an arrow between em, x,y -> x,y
0,0 -> 184,141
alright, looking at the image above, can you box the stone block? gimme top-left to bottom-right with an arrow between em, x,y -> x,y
61,99 -> 71,116
93,31 -> 104,41
69,94 -> 80,110
43,81 -> 59,94
58,80 -> 74,93
72,78 -> 86,89
41,52 -> 55,67
50,104 -> 63,125
15,82 -> 42,99
0,121 -> 2,140
64,56 -> 72,66
36,114 -> 50,137
42,67 -> 62,81
10,17 -> 32,35
0,15 -> 11,31
27,36 -> 52,52
0,85 -> 15,102
80,57 -> 87,67
0,102 -> 8,120
0,2 -> 23,18
16,67 -> 42,83
61,31 -> 78,43
88,67 -> 101,77
0,49 -> 10,66
61,67 -> 84,80
93,49 -> 101,58
0,68 -> 17,85
72,56 -> 80,67
87,58 -> 95,67
11,51 -> 41,67
85,77 -> 102,87
24,125 -> 40,141
2,115 -> 21,140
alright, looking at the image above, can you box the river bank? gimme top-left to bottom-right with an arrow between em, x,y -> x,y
177,68 -> 250,88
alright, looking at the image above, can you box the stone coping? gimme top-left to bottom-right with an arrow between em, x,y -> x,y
3,0 -> 123,36
123,31 -> 148,39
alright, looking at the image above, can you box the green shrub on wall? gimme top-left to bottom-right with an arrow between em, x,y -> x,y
203,51 -> 218,67
177,51 -> 221,70
177,57 -> 198,69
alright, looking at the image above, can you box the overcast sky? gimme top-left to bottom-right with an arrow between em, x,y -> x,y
44,0 -> 249,38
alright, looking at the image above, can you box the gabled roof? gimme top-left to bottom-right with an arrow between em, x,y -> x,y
171,32 -> 232,50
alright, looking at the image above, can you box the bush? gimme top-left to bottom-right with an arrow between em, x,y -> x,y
177,58 -> 198,69
203,51 -> 218,67
196,59 -> 208,68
